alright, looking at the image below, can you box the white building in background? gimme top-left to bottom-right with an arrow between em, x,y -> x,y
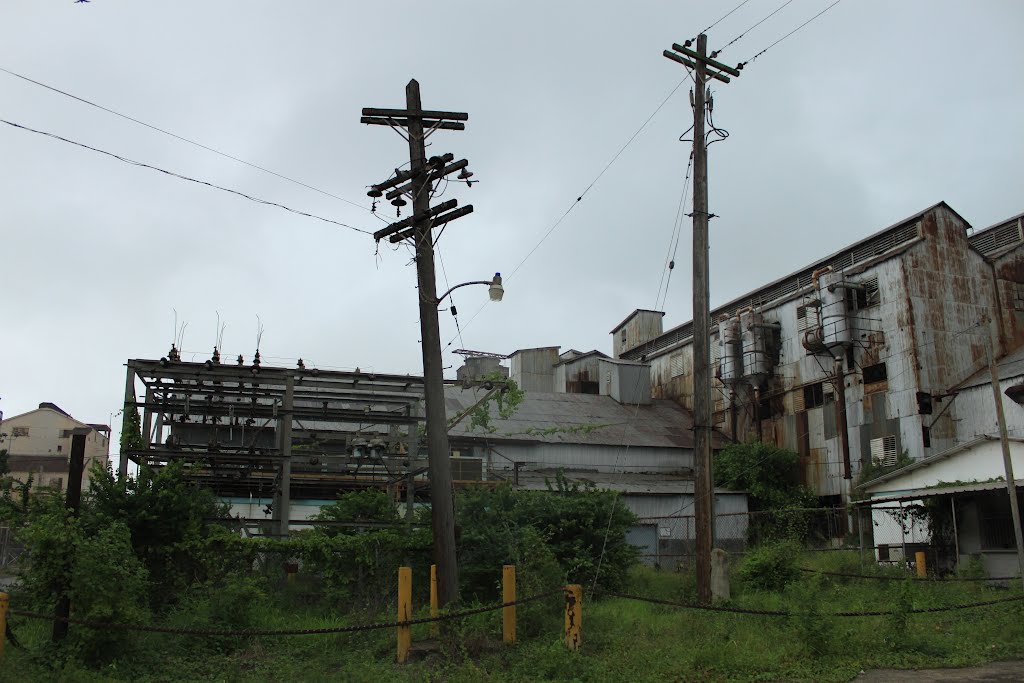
860,437 -> 1024,577
1,402 -> 111,493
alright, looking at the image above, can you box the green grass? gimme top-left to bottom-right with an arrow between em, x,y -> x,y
4,551 -> 1024,682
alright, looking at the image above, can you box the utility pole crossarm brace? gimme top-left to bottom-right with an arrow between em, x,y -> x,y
360,79 -> 472,608
388,205 -> 474,243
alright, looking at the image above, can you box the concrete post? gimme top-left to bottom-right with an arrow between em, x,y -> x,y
711,548 -> 730,602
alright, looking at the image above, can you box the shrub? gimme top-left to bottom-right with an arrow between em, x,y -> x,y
18,501 -> 150,665
738,541 -> 801,592
456,478 -> 638,600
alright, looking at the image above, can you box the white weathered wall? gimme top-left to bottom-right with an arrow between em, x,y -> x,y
1,409 -> 110,490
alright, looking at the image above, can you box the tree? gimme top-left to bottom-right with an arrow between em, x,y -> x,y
715,441 -> 818,544
119,404 -> 145,453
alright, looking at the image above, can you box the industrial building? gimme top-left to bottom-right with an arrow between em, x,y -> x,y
120,357 -> 429,536
119,346 -> 747,558
0,402 -> 110,493
607,202 -> 1024,511
448,347 -> 747,564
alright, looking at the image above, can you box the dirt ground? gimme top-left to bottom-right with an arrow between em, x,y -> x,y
856,661 -> 1023,682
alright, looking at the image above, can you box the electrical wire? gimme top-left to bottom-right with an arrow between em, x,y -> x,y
508,77 -> 692,281
0,118 -> 374,236
443,77 -> 692,351
740,0 -> 847,67
436,247 -> 465,351
655,154 -> 694,312
699,0 -> 759,36
714,0 -> 798,56
0,66 -> 380,220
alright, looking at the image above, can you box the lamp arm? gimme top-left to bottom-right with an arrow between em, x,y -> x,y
435,280 -> 493,305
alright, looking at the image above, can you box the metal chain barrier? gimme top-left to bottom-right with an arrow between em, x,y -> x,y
598,590 -> 1024,618
798,567 -> 1022,582
8,589 -> 563,638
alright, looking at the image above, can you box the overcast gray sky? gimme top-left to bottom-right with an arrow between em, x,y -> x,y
2,1 -> 1022,461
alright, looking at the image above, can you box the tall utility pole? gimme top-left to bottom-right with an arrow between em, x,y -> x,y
985,317 -> 1024,590
362,80 -> 473,607
664,35 -> 741,605
53,429 -> 88,643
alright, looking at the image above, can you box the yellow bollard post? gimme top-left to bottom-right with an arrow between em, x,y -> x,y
503,565 -> 516,644
397,567 -> 412,663
430,564 -> 439,638
0,592 -> 8,662
564,584 -> 582,651
915,551 -> 927,578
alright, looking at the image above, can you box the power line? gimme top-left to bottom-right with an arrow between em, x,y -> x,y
0,118 -> 374,236
740,0 -> 847,66
0,66 -> 380,219
443,77 -> 692,351
700,0 -> 759,36
508,77 -> 691,281
655,154 -> 694,311
715,0 -> 798,56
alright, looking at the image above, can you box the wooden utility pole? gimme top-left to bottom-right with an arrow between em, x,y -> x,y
362,80 -> 473,607
53,429 -> 88,643
664,35 -> 741,605
276,375 -> 294,539
986,317 -> 1024,589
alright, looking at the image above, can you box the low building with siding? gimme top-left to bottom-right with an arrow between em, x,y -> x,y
859,436 -> 1024,578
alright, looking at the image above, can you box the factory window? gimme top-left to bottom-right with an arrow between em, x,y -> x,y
863,362 -> 888,387
12,426 -> 29,437
870,435 -> 898,467
922,425 -> 931,448
758,394 -> 784,420
57,445 -> 62,453
803,382 -> 825,410
1015,283 -> 1024,312
979,496 -> 1017,550
670,352 -> 685,378
847,277 -> 880,311
917,391 -> 933,415
796,305 -> 816,332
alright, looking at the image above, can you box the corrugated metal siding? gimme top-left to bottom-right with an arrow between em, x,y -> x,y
486,443 -> 694,474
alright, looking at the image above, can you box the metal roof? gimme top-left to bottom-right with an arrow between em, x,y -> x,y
512,469 -> 739,495
956,345 -> 1024,391
445,387 -> 723,450
857,479 -> 1024,505
856,436 -> 1008,490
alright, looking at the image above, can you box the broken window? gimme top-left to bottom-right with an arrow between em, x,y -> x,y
803,382 -> 825,410
922,425 -> 931,448
917,391 -> 933,415
847,277 -> 881,311
12,426 -> 28,437
863,362 -> 888,385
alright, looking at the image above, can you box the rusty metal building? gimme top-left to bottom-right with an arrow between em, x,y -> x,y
611,202 -> 1024,507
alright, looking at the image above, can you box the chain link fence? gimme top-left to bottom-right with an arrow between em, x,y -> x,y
634,506 -> 951,572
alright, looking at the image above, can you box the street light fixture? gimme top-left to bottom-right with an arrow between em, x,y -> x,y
435,273 -> 503,305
